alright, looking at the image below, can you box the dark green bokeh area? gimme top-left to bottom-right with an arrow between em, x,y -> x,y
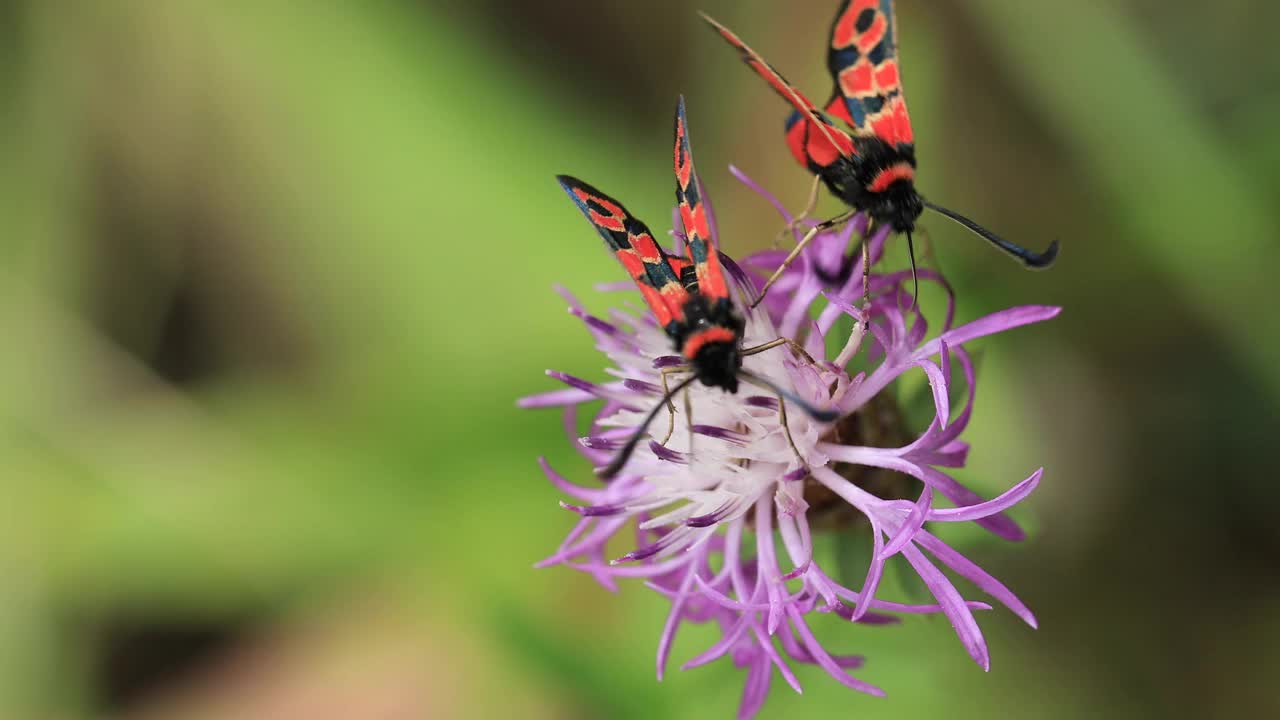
1,1 -> 1277,717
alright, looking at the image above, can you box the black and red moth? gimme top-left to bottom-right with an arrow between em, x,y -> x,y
702,1 -> 1058,278
557,98 -> 835,478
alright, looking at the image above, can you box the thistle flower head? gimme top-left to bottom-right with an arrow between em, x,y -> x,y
522,167 -> 1059,718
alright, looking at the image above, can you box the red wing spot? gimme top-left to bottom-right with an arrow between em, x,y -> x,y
833,0 -> 879,48
588,209 -> 624,232
806,125 -> 844,168
870,113 -> 896,143
680,204 -> 712,241
575,188 -> 623,218
824,95 -> 855,126
855,14 -> 888,54
616,249 -> 645,277
839,61 -> 874,97
785,118 -> 810,167
892,99 -> 914,144
696,261 -> 729,301
640,285 -> 675,327
873,61 -> 899,92
576,188 -> 627,231
632,232 -> 664,263
675,118 -> 693,188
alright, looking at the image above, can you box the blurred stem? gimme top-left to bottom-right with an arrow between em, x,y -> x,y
968,0 -> 1280,402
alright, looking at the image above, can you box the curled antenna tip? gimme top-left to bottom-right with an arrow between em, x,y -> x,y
1025,239 -> 1060,269
922,199 -> 1060,271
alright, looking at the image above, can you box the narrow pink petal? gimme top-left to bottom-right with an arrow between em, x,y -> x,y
754,496 -> 787,635
817,445 -> 1026,540
881,486 -> 933,558
915,305 -> 1062,359
517,387 -> 594,408
538,457 -> 604,503
656,561 -> 699,680
914,358 -> 950,430
785,606 -> 885,696
914,530 -> 1038,628
737,659 -> 773,720
729,164 -> 795,225
751,622 -> 803,694
929,469 -> 1043,523
901,544 -> 990,671
553,283 -> 583,311
682,613 -> 753,670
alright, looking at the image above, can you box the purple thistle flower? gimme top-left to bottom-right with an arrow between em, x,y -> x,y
521,167 -> 1059,718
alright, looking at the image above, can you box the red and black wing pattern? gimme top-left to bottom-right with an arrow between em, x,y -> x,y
557,175 -> 691,334
824,0 -> 914,148
672,97 -> 729,305
700,12 -> 856,173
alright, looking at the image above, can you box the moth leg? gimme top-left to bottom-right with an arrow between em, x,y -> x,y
774,174 -> 823,248
658,365 -> 691,445
738,372 -> 807,467
742,337 -> 817,366
775,392 -> 805,465
683,383 -> 695,454
834,315 -> 868,368
861,227 -> 872,312
751,210 -> 856,310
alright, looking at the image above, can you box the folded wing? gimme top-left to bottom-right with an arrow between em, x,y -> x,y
557,175 -> 691,334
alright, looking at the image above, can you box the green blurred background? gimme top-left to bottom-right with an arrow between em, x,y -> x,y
1,1 -> 1277,717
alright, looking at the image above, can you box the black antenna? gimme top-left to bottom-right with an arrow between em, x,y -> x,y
737,369 -> 839,422
597,375 -> 698,479
906,230 -> 919,309
922,200 -> 1059,269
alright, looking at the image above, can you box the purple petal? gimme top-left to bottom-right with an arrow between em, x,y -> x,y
623,378 -> 662,395
785,606 -> 885,696
574,311 -> 620,336
648,441 -> 688,463
832,605 -> 900,625
553,283 -> 583,311
682,612 -> 753,670
691,424 -> 749,445
901,544 -> 990,671
929,469 -> 1042,523
656,563 -> 700,680
686,502 -> 734,528
594,279 -> 635,293
818,445 -> 1026,540
580,435 -> 624,451
559,501 -> 626,517
804,320 -> 826,362
852,522 -> 886,622
737,659 -> 772,720
915,306 -> 1062,359
753,497 -> 786,635
517,387 -> 593,408
914,358 -> 950,430
537,457 -> 601,503
781,467 -> 809,482
730,164 -> 794,225
881,486 -> 933,558
914,530 -> 1038,629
